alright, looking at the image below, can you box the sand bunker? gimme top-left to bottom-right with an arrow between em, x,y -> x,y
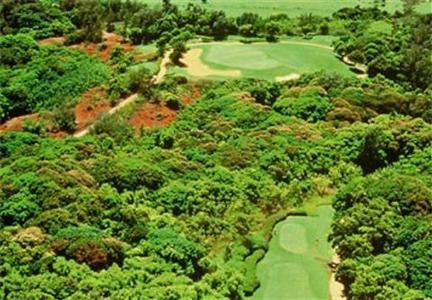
330,253 -> 346,300
276,73 -> 301,82
181,48 -> 241,78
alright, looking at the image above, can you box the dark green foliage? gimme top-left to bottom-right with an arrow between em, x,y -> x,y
52,107 -> 76,133
0,42 -> 108,122
0,34 -> 39,67
334,9 -> 432,91
274,95 -> 332,122
0,0 -> 75,38
332,144 -> 432,298
143,228 -> 206,276
0,1 -> 431,298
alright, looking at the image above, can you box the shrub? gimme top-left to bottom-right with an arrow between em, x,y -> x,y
273,95 -> 332,122
53,107 -> 76,133
0,34 -> 39,67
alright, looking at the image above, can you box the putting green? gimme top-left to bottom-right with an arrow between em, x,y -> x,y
173,38 -> 353,81
251,205 -> 335,300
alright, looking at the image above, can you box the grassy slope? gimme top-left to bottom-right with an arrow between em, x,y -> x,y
138,0 -> 430,16
252,205 -> 334,300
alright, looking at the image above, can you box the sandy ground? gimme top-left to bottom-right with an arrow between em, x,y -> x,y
276,73 -> 301,82
329,252 -> 346,300
343,55 -> 368,75
0,113 -> 40,132
180,48 -> 241,78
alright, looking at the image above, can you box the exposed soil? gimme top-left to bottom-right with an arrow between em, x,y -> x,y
39,32 -> 135,61
74,87 -> 111,132
129,102 -> 177,130
129,83 -> 201,131
70,32 -> 134,61
0,113 -> 40,133
74,93 -> 139,138
38,37 -> 66,46
180,85 -> 201,105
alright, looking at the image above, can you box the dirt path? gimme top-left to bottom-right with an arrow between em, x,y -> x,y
73,93 -> 139,137
74,51 -> 172,137
153,50 -> 172,84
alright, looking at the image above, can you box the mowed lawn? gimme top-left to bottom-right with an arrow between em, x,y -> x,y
171,37 -> 353,81
251,206 -> 335,300
138,0 -> 431,17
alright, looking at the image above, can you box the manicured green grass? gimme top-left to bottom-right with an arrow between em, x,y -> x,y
138,0 -> 430,17
366,20 -> 393,34
251,205 -> 334,300
171,37 -> 353,81
416,1 -> 432,14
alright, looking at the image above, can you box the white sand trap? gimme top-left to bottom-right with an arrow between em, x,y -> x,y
181,48 -> 241,78
276,73 -> 301,82
330,253 -> 346,300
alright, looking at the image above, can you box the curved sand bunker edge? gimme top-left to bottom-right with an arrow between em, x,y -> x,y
181,48 -> 241,78
276,73 -> 301,82
330,252 -> 346,300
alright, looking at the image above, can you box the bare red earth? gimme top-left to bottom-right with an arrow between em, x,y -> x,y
39,32 -> 134,61
129,86 -> 201,130
129,102 -> 177,130
71,32 -> 134,60
0,113 -> 40,133
74,87 -> 111,132
180,85 -> 201,105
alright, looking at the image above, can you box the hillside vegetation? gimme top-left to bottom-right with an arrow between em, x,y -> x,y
0,0 -> 431,299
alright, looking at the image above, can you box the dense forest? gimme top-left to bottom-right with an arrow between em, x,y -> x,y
0,0 -> 431,299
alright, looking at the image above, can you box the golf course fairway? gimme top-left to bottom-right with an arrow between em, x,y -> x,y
252,205 -> 335,300
174,39 -> 354,81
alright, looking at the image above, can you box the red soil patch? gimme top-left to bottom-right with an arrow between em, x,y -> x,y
0,113 -> 40,133
74,87 -> 111,132
70,32 -> 134,61
129,102 -> 177,130
39,32 -> 135,61
130,85 -> 201,131
180,85 -> 201,105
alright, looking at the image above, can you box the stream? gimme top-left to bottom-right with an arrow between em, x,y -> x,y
252,205 -> 336,300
